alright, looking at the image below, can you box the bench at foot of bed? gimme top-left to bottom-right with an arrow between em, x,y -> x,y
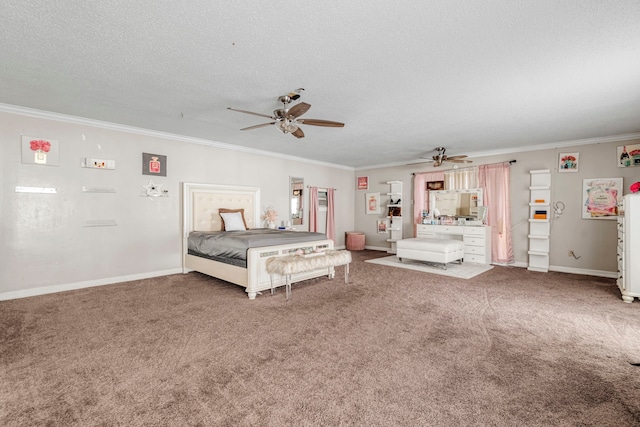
265,250 -> 352,300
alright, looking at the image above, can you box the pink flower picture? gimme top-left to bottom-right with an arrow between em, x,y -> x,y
21,136 -> 59,166
29,139 -> 51,153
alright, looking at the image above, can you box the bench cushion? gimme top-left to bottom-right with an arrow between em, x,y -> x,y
396,238 -> 464,253
396,238 -> 464,265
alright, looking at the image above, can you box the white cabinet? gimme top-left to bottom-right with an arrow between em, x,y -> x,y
416,224 -> 492,264
386,181 -> 403,254
617,193 -> 640,303
527,170 -> 551,272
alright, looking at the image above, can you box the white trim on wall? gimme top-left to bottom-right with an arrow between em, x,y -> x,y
0,268 -> 183,301
357,132 -> 640,170
0,102 -> 354,171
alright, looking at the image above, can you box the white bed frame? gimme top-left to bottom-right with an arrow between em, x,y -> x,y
182,182 -> 334,299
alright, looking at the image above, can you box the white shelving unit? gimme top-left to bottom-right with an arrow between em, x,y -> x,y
527,170 -> 551,272
386,180 -> 403,254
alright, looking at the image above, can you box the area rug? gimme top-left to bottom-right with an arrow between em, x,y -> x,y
365,255 -> 493,279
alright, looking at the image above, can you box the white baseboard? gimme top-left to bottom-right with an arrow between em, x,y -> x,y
0,268 -> 183,301
491,261 -> 615,278
362,251 -> 616,279
548,265 -> 616,279
3,258 -> 614,302
365,245 -> 390,252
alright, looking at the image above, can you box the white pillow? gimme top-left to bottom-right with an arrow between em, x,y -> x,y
220,212 -> 246,231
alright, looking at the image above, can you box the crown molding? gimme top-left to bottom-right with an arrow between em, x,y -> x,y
356,132 -> 640,171
0,103 -> 354,171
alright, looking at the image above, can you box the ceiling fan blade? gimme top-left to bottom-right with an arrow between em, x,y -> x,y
240,122 -> 276,131
447,159 -> 473,163
287,102 -> 311,118
446,155 -> 468,160
227,107 -> 275,120
291,128 -> 305,138
297,119 -> 345,127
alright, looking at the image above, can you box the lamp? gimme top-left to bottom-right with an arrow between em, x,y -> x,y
276,119 -> 298,134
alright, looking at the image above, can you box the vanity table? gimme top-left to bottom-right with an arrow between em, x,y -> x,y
415,224 -> 492,264
419,188 -> 491,264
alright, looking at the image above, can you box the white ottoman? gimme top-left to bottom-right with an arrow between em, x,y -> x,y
396,238 -> 464,269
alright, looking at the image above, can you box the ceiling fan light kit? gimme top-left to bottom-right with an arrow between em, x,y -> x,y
228,90 -> 344,139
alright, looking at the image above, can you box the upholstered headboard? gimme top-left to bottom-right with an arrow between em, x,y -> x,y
182,183 -> 261,233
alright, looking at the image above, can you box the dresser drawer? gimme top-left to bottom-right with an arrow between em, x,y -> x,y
465,254 -> 487,264
463,236 -> 485,247
416,230 -> 435,238
464,226 -> 486,236
464,245 -> 486,255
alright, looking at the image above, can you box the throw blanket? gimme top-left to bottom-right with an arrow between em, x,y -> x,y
188,229 -> 327,265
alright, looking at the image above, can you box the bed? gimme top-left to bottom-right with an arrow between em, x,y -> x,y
182,182 -> 334,299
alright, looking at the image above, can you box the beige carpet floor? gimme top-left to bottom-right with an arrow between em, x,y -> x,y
1,250 -> 640,426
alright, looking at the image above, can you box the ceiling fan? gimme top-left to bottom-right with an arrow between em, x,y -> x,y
415,147 -> 473,167
227,90 -> 345,139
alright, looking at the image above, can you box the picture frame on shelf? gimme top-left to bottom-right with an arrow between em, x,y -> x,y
558,152 -> 579,173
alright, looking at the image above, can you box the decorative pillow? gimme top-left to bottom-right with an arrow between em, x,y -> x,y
219,208 -> 248,231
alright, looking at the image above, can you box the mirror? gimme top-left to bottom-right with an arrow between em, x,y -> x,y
290,177 -> 304,226
429,188 -> 483,218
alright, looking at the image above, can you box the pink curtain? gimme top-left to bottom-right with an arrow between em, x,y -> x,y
479,163 -> 514,264
309,186 -> 319,232
413,171 -> 445,235
326,188 -> 335,242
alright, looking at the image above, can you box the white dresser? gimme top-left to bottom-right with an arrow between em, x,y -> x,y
617,193 -> 640,303
416,224 -> 492,264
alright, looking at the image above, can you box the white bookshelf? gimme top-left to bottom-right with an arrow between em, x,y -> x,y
386,180 -> 403,254
527,170 -> 551,272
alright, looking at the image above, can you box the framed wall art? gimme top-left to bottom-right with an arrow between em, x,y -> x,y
617,144 -> 640,168
377,219 -> 388,233
558,152 -> 579,173
582,177 -> 622,219
21,136 -> 59,166
366,192 -> 380,215
142,153 -> 167,176
426,180 -> 444,190
357,176 -> 369,190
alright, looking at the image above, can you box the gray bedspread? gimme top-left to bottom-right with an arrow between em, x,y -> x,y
188,228 -> 327,267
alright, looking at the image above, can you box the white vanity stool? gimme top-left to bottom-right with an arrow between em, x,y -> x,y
396,238 -> 465,269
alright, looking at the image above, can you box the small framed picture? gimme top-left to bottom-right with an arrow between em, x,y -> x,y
357,176 -> 369,190
617,144 -> 640,168
366,192 -> 380,215
427,180 -> 444,190
377,219 -> 388,233
558,152 -> 579,173
142,153 -> 167,176
21,136 -> 60,166
582,177 -> 622,219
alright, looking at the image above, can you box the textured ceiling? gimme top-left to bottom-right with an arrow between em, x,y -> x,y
2,0 -> 640,169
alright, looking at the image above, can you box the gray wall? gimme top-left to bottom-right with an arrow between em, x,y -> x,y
0,111 -> 355,297
353,139 -> 640,276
